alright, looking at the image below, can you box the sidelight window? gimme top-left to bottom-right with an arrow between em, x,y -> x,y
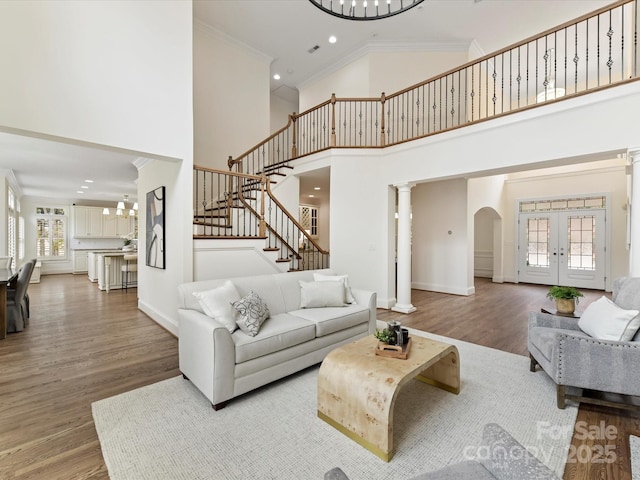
36,206 -> 67,260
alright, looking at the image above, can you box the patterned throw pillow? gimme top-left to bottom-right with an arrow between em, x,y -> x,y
231,291 -> 270,336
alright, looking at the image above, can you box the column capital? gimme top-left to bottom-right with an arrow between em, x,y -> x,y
628,148 -> 640,163
394,182 -> 416,191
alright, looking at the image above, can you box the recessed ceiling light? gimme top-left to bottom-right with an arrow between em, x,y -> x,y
76,191 -> 84,194
84,179 -> 94,183
314,187 -> 321,190
329,36 -> 337,44
273,74 -> 281,80
81,185 -> 89,189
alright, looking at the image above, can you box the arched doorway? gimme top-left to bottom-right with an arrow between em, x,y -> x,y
474,207 -> 503,283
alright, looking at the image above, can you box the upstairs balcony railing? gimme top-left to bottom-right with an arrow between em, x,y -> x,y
229,0 -> 639,177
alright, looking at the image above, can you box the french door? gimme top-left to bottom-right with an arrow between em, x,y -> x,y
518,210 -> 606,289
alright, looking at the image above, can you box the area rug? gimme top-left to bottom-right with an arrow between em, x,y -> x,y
631,435 -> 640,479
92,330 -> 577,480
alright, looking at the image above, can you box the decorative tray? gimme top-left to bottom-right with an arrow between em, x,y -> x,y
375,337 -> 412,359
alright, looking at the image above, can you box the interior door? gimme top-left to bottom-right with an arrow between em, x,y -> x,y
557,210 -> 605,289
518,213 -> 558,285
518,210 -> 606,289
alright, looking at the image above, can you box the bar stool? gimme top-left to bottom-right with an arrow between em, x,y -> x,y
121,254 -> 138,290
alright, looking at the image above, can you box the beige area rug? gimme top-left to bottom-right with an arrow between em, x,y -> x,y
92,330 -> 577,480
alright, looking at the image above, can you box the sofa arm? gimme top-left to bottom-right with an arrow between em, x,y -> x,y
528,311 -> 581,331
178,308 -> 236,406
351,288 -> 377,334
555,333 -> 640,396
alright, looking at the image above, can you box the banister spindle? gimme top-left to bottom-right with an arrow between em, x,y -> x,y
380,92 -> 386,146
330,93 -> 337,147
291,113 -> 298,158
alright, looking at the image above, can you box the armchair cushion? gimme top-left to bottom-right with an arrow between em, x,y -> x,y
577,296 -> 640,341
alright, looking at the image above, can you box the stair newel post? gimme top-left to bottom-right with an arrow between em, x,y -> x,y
259,174 -> 267,237
291,113 -> 298,158
330,93 -> 337,147
380,92 -> 386,147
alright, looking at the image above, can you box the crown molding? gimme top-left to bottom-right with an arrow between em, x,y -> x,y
0,169 -> 23,197
298,39 -> 470,90
132,157 -> 155,171
193,18 -> 273,65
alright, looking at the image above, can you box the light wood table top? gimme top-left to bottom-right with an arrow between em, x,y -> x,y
317,334 -> 460,461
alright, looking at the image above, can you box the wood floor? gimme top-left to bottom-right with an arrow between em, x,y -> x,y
0,274 -> 638,479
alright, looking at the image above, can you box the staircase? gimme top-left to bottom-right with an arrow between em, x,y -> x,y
193,161 -> 329,272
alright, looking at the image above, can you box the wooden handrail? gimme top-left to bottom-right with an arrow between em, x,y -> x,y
265,180 -> 329,255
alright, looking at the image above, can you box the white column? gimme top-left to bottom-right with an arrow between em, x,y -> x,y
630,149 -> 640,276
392,183 -> 416,314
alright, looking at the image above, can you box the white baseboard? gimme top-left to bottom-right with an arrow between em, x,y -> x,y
139,299 -> 178,337
412,281 -> 475,296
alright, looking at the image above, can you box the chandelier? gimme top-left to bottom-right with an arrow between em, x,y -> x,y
308,0 -> 425,20
103,194 -> 138,217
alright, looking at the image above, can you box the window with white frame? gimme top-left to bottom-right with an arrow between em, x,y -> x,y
36,206 -> 67,260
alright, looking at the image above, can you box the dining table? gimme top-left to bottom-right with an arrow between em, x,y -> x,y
0,268 -> 14,339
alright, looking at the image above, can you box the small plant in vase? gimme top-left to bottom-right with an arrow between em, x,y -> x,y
374,327 -> 396,345
546,286 -> 583,314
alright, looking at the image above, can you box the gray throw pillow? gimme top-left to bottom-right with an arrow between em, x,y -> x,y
231,291 -> 270,336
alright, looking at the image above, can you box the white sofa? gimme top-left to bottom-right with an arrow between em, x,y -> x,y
178,269 -> 377,410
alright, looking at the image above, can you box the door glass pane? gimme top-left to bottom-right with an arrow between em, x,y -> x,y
526,218 -> 549,267
567,215 -> 596,270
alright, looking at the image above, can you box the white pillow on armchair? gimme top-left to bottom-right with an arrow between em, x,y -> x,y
578,296 -> 640,341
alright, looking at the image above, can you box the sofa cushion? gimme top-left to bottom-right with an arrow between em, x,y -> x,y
233,313 -> 316,363
578,295 -> 640,341
192,280 -> 240,333
232,291 -> 270,337
313,273 -> 356,304
528,326 -> 590,362
289,303 -> 370,337
299,280 -> 346,308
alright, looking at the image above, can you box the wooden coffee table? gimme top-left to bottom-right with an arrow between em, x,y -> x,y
317,334 -> 460,461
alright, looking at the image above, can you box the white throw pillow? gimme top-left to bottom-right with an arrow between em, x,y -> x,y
299,280 -> 347,308
578,296 -> 640,341
192,280 -> 241,333
232,291 -> 270,337
313,273 -> 356,304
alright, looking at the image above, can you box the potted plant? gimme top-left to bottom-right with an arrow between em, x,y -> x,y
546,286 -> 583,314
374,327 -> 396,345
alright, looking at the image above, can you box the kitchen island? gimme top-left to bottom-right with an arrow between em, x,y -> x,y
95,251 -> 137,292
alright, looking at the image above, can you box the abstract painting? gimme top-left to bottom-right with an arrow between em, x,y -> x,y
146,186 -> 165,269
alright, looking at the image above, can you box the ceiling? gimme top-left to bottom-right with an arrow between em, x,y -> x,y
1,0 -> 611,204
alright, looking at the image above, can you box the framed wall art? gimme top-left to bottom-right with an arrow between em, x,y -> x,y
146,186 -> 165,269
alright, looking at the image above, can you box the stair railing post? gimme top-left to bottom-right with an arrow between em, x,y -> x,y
291,113 -> 298,158
380,92 -> 386,147
259,174 -> 267,237
330,93 -> 337,147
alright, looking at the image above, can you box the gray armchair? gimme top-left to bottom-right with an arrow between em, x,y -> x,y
528,277 -> 640,409
325,423 -> 560,480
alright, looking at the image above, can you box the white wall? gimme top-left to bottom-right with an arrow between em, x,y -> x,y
299,47 -> 469,112
412,179 -> 471,294
270,94 -> 297,135
138,159 -> 192,334
0,1 -> 194,330
502,159 -> 628,286
194,22 -> 271,170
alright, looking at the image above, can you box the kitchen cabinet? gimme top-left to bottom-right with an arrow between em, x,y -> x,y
73,250 -> 89,273
73,206 -> 104,237
73,206 -> 137,239
103,214 -> 135,237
